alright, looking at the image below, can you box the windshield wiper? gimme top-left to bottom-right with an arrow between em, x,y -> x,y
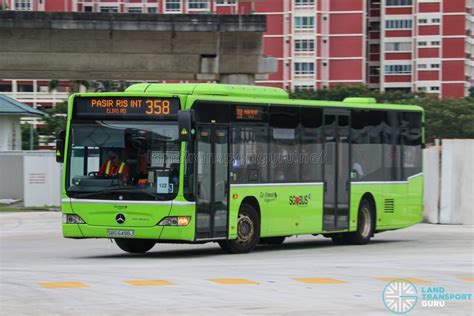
71,187 -> 168,200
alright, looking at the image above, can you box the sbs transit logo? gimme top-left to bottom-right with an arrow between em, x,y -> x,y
383,279 -> 418,314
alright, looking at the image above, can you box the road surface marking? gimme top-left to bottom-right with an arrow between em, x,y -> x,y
293,278 -> 347,284
38,282 -> 89,289
376,277 -> 432,284
209,278 -> 258,285
125,280 -> 175,286
460,277 -> 474,282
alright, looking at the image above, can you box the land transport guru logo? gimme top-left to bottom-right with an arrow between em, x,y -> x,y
382,279 -> 473,314
382,279 -> 418,314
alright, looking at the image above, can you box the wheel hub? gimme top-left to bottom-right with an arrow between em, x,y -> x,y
237,214 -> 254,244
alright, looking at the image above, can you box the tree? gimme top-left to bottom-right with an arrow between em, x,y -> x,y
37,101 -> 68,142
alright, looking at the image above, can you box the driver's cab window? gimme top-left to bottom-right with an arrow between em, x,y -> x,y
68,121 -> 180,200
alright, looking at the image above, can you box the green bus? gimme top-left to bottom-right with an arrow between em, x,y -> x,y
57,84 -> 424,254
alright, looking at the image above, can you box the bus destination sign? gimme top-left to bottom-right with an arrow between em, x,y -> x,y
73,97 -> 180,120
235,106 -> 263,121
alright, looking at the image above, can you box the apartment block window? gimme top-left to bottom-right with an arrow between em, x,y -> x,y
165,0 -> 181,12
431,41 -> 440,46
294,62 -> 315,75
188,0 -> 209,10
431,18 -> 441,24
384,64 -> 412,74
294,39 -> 315,52
294,17 -> 315,29
385,42 -> 411,51
418,19 -> 428,24
216,0 -> 236,5
295,0 -> 315,5
386,0 -> 412,6
385,20 -> 412,29
369,66 -> 380,76
14,0 -> 32,11
147,7 -> 158,13
418,64 -> 427,69
417,87 -> 427,92
430,86 -> 440,91
100,6 -> 119,13
294,85 -> 314,90
84,6 -> 93,12
128,7 -> 143,13
418,41 -> 427,47
430,64 -> 440,69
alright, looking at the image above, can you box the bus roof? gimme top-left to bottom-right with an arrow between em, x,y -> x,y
124,83 -> 423,112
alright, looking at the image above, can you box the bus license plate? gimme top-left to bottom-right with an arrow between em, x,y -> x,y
107,229 -> 134,238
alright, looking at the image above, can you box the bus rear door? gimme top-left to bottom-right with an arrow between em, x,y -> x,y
323,110 -> 351,231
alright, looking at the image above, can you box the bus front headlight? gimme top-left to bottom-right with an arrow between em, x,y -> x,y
63,214 -> 85,224
158,216 -> 191,227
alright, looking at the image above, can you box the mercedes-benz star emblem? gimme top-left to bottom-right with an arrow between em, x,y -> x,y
115,213 -> 126,224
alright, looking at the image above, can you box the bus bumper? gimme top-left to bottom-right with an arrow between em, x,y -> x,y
62,222 -> 195,241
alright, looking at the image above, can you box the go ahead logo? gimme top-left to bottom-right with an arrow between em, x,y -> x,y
382,279 -> 418,314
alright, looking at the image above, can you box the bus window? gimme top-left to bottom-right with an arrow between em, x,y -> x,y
269,106 -> 300,183
231,125 -> 268,184
351,110 -> 384,181
383,111 -> 403,181
401,112 -> 422,178
301,107 -> 323,182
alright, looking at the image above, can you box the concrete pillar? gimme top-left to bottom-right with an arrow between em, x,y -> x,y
219,74 -> 255,85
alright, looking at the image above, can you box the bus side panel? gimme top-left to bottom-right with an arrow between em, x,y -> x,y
406,175 -> 423,226
349,184 -> 384,232
229,185 -> 323,238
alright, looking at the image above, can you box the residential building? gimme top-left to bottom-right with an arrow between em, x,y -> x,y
0,0 -> 472,99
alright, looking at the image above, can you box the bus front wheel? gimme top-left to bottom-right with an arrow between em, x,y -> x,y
218,203 -> 260,254
115,238 -> 156,254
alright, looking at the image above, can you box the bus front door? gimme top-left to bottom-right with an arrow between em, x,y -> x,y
195,124 -> 229,240
323,111 -> 351,231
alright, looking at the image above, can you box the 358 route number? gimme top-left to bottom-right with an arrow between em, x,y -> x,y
145,100 -> 170,115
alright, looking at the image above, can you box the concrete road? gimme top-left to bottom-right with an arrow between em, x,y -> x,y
0,212 -> 473,315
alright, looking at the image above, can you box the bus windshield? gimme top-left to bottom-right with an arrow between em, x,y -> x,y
66,120 -> 180,200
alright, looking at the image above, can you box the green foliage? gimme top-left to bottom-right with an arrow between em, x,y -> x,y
38,101 -> 68,141
21,123 -> 38,150
290,85 -> 474,142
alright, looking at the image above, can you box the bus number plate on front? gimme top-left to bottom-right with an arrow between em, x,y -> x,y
107,229 -> 134,238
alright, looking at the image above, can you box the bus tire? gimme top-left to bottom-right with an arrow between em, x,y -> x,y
218,203 -> 260,254
259,236 -> 286,245
115,238 -> 156,254
346,199 -> 375,245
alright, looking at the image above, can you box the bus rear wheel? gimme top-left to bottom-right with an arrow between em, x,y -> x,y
115,238 -> 156,254
218,203 -> 260,254
331,199 -> 374,245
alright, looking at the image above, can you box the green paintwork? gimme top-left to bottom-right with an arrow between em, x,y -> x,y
61,84 -> 424,242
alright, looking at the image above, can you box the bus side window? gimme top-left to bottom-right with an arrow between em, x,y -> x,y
231,125 -> 268,184
351,110 -> 384,181
401,112 -> 422,179
269,106 -> 300,183
301,107 -> 323,182
383,111 -> 403,181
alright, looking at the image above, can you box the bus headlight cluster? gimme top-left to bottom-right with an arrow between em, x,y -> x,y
63,214 -> 85,224
158,216 -> 191,227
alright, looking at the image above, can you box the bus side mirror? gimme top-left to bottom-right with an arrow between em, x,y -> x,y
56,130 -> 66,163
178,109 -> 195,142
